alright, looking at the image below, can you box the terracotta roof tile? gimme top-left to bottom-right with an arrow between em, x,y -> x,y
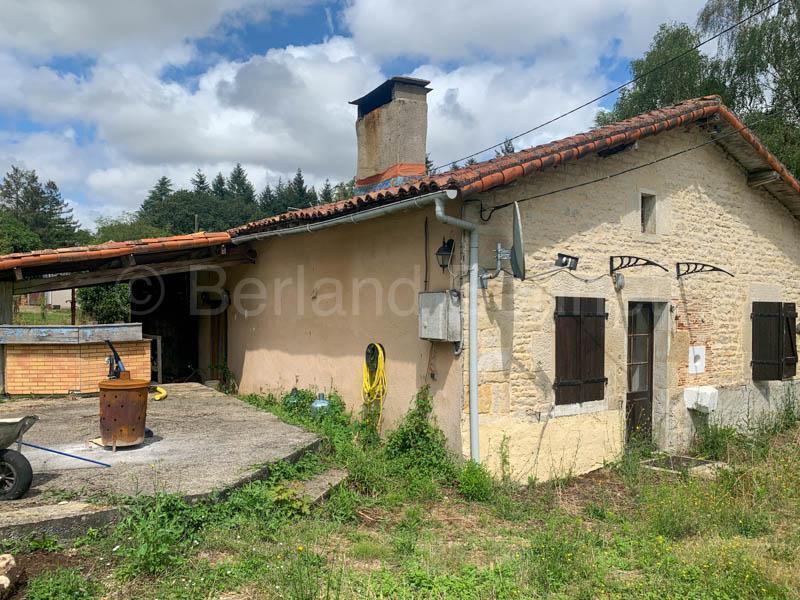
229,95 -> 800,236
0,231 -> 231,272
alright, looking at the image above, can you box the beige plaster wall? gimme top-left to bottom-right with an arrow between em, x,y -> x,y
225,206 -> 464,447
463,125 -> 800,480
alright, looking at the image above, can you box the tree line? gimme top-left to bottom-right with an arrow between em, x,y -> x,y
137,165 -> 356,236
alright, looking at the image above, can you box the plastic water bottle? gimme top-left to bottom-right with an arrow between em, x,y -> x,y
311,393 -> 329,414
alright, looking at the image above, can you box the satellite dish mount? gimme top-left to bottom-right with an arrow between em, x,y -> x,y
480,202 -> 526,288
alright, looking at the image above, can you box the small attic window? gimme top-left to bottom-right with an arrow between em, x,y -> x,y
640,193 -> 657,234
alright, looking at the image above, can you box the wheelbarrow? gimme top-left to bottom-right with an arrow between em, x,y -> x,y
0,416 -> 37,500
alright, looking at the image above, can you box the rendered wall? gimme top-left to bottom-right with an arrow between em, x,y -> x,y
225,206 -> 465,448
463,125 -> 800,481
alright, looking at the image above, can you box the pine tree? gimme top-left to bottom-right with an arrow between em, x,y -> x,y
140,176 -> 173,215
211,173 -> 226,199
227,163 -> 256,204
191,169 -> 210,194
495,138 -> 515,157
465,157 -> 478,166
257,184 -> 276,214
425,153 -> 436,175
319,179 -> 334,204
0,166 -> 81,248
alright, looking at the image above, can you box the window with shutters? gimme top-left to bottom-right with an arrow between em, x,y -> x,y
752,301 -> 797,380
554,297 -> 608,404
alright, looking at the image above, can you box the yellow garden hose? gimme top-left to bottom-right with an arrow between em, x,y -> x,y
361,343 -> 387,431
152,386 -> 169,401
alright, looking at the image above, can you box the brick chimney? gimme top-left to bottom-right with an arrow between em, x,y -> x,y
350,77 -> 431,194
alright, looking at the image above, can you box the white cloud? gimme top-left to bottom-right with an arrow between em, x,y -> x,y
0,0 -> 314,59
0,0 -> 712,229
344,0 -> 704,61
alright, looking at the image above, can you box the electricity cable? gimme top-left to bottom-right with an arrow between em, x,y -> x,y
433,0 -> 782,171
480,111 -> 781,221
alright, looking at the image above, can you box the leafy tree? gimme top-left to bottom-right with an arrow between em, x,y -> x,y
698,0 -> 800,175
465,157 -> 478,166
0,166 -> 82,247
94,213 -> 168,243
333,178 -> 355,201
77,284 -> 131,323
191,169 -> 210,194
598,11 -> 799,176
0,210 -> 41,254
595,23 -> 726,126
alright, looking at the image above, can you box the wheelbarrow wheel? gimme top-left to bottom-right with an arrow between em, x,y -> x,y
0,449 -> 33,500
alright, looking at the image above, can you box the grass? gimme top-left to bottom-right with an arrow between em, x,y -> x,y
12,307 -> 82,325
13,385 -> 800,599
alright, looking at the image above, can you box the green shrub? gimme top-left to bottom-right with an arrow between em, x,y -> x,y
385,386 -> 453,476
694,423 -> 738,460
27,568 -> 100,600
76,284 -> 130,323
457,460 -> 495,501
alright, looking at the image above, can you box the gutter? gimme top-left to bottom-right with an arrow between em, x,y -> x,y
231,188 -> 483,463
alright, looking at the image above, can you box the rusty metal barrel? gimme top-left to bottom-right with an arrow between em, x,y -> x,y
98,371 -> 150,448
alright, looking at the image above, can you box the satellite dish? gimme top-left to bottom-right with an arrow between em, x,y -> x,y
509,202 -> 526,280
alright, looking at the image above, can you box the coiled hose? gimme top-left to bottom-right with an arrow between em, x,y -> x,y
361,343 -> 387,431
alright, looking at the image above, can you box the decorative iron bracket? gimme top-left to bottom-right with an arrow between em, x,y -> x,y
675,262 -> 734,278
609,255 -> 668,275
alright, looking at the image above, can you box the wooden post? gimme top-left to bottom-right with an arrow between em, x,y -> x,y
0,281 -> 12,395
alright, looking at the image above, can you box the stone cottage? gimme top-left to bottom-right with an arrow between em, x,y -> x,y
1,77 -> 798,483
223,78 -> 800,482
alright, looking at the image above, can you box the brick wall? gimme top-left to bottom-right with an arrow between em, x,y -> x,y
4,340 -> 151,395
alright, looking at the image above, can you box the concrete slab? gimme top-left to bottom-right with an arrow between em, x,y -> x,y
0,383 -> 321,539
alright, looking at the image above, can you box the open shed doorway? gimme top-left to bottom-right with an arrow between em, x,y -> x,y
132,272 -> 200,383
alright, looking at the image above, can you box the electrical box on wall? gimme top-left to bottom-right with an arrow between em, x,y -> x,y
419,291 -> 462,342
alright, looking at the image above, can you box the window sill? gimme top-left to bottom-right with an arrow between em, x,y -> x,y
551,399 -> 608,418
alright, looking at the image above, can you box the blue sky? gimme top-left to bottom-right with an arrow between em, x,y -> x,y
0,0 -> 706,228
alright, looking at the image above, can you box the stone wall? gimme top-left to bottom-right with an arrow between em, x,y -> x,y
460,125 -> 800,481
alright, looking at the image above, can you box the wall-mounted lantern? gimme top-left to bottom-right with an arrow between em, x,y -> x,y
555,253 -> 579,270
435,238 -> 455,270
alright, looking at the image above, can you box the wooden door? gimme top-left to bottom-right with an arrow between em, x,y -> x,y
626,302 -> 654,442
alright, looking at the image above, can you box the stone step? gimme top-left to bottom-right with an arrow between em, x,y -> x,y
294,468 -> 348,505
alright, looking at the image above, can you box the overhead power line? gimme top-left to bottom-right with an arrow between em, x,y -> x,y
480,111 -> 780,221
434,0 -> 782,171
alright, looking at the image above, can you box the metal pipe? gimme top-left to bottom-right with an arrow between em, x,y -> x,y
232,187 -> 482,463
433,197 -> 480,463
232,189 -> 460,244
19,441 -> 112,468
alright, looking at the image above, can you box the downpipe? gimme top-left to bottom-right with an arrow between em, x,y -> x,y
434,196 -> 480,463
231,188 -> 482,463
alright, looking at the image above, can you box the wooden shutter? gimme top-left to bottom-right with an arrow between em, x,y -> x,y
782,302 -> 797,379
752,301 -> 783,380
554,297 -> 607,405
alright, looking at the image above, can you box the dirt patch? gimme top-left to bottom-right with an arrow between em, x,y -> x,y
9,550 -> 95,600
551,468 -> 634,517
